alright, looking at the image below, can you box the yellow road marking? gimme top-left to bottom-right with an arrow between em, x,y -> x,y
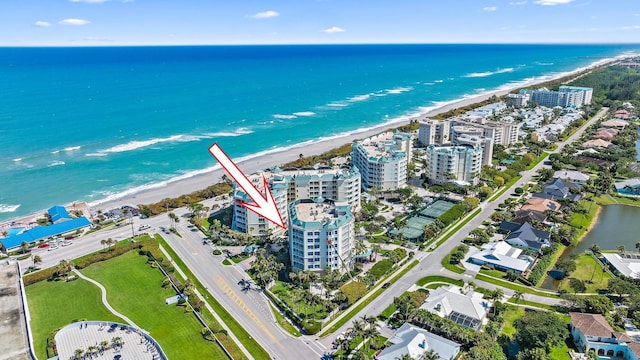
214,275 -> 284,349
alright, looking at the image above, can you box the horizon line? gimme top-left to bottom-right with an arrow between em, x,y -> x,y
2,41 -> 640,48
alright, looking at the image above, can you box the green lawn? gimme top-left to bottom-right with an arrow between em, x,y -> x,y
557,253 -> 612,293
154,235 -> 268,359
475,273 -> 559,298
81,250 -> 227,360
500,306 -> 525,337
25,278 -> 124,360
596,193 -> 640,206
269,303 -> 301,337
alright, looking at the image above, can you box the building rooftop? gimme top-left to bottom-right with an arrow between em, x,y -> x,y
469,241 -> 531,273
570,312 -> 617,338
420,285 -> 490,330
602,253 -> 640,278
0,262 -> 30,360
355,131 -> 411,159
289,199 -> 352,229
521,197 -> 561,213
376,322 -> 461,360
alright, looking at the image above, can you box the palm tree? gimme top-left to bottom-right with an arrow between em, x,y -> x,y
87,345 -> 97,356
73,348 -> 84,360
99,340 -> 108,350
420,349 -> 439,360
20,241 -> 29,254
100,239 -> 107,250
513,290 -> 524,304
636,242 -> 640,253
618,245 -> 626,255
396,354 -> 413,360
589,244 -> 602,258
336,336 -> 350,360
56,259 -> 72,277
32,254 -> 42,268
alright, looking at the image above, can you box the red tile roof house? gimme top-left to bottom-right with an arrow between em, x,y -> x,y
569,312 -> 640,359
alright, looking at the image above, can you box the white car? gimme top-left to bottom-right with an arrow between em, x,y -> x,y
48,246 -> 59,251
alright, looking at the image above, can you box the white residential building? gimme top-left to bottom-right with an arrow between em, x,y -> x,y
455,134 -> 493,167
424,145 -> 483,185
376,323 -> 461,360
351,131 -> 412,190
420,285 -> 491,330
521,86 -> 593,108
450,118 -> 520,147
288,199 -> 355,273
570,312 -> 640,359
232,166 -> 361,237
505,93 -> 530,108
468,241 -> 534,274
418,119 -> 451,146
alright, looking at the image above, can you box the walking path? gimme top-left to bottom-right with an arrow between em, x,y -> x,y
72,269 -> 139,328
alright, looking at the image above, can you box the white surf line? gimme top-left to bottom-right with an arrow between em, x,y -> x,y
72,269 -> 139,328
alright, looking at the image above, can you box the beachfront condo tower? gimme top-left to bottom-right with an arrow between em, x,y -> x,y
520,86 -> 593,108
288,198 -> 355,273
351,131 -> 412,191
424,144 -> 483,186
231,166 -> 361,237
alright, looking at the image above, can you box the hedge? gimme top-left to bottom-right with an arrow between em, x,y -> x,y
527,244 -> 559,285
438,204 -> 468,226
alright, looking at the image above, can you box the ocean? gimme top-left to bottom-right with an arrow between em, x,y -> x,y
1,44 -> 639,220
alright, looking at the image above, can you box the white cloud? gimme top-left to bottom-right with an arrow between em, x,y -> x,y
70,0 -> 110,2
483,6 -> 497,11
59,18 -> 90,25
509,1 -> 527,4
623,25 -> 640,29
248,10 -> 279,19
534,0 -> 574,5
34,21 -> 51,27
322,26 -> 345,33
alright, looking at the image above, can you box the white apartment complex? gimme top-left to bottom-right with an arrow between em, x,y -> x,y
288,199 -> 355,273
351,131 -> 412,191
520,86 -> 593,108
232,166 -> 361,237
418,119 -> 451,146
424,144 -> 483,185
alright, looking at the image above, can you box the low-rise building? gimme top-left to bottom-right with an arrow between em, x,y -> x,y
570,312 -> 637,359
376,323 -> 461,360
468,241 -> 534,274
583,139 -> 613,148
532,178 -> 582,202
601,119 -> 629,130
615,179 -> 640,196
351,131 -> 412,190
500,221 -> 551,253
602,253 -> 640,279
288,199 -> 355,273
553,170 -> 590,184
521,198 -> 561,213
419,285 -> 491,330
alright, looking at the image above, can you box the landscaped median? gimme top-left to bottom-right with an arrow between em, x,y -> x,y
154,235 -> 270,360
474,272 -> 560,298
432,208 -> 481,250
319,259 -> 419,337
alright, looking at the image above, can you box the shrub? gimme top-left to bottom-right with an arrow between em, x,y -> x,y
212,249 -> 222,255
438,204 -> 468,226
339,281 -> 367,305
302,320 -> 322,335
367,260 -> 393,280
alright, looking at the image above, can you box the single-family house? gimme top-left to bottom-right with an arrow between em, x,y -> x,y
602,253 -> 640,279
601,119 -> 629,129
500,221 -> 551,253
532,178 -> 582,202
511,210 -> 547,225
583,139 -> 613,148
521,198 -> 561,213
420,285 -> 491,330
595,128 -> 619,140
375,323 -> 461,360
468,241 -> 533,274
614,178 -> 640,196
569,312 -> 638,359
553,170 -> 590,184
614,109 -> 632,120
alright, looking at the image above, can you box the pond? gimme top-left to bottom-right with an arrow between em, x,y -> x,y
540,204 -> 640,289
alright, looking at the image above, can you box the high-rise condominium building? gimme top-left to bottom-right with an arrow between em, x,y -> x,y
351,131 -> 412,191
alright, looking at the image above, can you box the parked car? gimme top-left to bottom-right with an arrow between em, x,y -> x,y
382,282 -> 391,289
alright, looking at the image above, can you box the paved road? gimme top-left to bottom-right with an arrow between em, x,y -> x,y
318,107 -> 609,348
161,209 -> 328,360
18,108 -> 608,359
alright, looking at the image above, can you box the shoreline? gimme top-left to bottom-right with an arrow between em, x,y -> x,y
1,53 -> 634,224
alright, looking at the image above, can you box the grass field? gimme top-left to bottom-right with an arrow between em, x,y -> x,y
557,253 -> 612,293
25,278 -> 124,360
500,306 -> 525,337
81,250 -> 227,360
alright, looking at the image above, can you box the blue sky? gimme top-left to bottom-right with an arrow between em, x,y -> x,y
2,0 -> 640,46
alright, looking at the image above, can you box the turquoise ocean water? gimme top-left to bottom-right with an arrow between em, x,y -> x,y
1,44 -> 639,220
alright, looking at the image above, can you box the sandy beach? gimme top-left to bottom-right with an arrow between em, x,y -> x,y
88,55 -> 628,214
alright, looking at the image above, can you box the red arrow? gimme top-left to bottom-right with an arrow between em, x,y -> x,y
208,143 -> 286,229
